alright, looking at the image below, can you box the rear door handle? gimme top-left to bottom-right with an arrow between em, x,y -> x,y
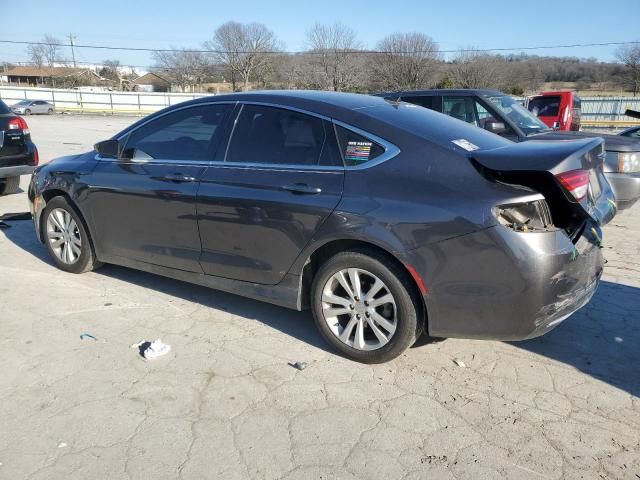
281,183 -> 322,195
161,173 -> 197,183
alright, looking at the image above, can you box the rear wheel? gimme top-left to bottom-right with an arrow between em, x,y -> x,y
42,196 -> 101,274
0,176 -> 20,195
47,108 -> 54,115
311,249 -> 422,363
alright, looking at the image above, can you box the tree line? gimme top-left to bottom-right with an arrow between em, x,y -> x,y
18,26 -> 640,95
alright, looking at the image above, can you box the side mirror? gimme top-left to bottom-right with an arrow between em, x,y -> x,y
552,121 -> 560,130
484,121 -> 507,135
94,139 -> 119,158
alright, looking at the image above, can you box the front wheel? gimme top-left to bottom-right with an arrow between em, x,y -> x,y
311,249 -> 422,363
42,196 -> 101,273
24,109 -> 31,115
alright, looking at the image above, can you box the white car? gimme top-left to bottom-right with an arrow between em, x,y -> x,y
11,100 -> 55,115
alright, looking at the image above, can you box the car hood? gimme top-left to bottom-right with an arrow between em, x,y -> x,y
527,130 -> 640,152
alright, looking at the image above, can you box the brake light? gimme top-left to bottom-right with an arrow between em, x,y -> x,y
561,105 -> 570,127
8,116 -> 29,134
556,169 -> 589,201
33,147 -> 39,166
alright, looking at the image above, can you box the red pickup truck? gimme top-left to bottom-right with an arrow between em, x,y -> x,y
527,91 -> 581,131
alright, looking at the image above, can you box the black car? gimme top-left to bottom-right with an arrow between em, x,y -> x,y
377,89 -> 640,209
29,91 -> 615,363
0,99 -> 39,195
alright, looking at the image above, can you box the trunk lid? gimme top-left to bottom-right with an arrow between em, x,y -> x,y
471,137 -> 616,229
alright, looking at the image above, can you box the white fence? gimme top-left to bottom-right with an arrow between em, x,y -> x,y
0,86 -> 211,115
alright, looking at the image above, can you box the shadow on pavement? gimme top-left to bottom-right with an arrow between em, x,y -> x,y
513,280 -> 639,397
2,220 -> 639,386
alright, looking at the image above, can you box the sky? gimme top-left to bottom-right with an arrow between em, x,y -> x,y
0,0 -> 638,69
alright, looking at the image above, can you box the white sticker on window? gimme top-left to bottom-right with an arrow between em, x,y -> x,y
452,139 -> 479,151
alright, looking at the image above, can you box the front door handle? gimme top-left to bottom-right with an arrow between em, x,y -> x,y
281,183 -> 322,195
161,173 -> 197,183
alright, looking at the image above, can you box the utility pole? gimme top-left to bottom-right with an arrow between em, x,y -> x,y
69,34 -> 77,68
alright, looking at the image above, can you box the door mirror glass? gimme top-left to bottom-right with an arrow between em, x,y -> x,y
484,121 -> 507,134
94,139 -> 119,158
552,121 -> 561,130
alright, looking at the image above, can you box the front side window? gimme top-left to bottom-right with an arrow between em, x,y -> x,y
335,125 -> 385,167
122,104 -> 230,161
443,97 -> 476,124
226,104 -> 331,166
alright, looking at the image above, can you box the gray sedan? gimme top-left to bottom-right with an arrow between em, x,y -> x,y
11,100 -> 55,115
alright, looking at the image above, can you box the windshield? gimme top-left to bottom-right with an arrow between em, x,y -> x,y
483,95 -> 550,135
0,100 -> 10,114
14,100 -> 31,106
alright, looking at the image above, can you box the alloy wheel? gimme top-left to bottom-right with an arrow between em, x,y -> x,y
321,268 -> 397,351
46,208 -> 82,264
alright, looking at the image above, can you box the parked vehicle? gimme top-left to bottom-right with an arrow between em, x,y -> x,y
11,100 -> 55,115
29,91 -> 615,363
620,126 -> 640,139
0,99 -> 39,195
377,89 -> 640,209
527,91 -> 581,131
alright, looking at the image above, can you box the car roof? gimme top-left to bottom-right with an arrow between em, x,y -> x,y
376,89 -> 506,98
116,89 -> 511,154
186,90 -> 385,114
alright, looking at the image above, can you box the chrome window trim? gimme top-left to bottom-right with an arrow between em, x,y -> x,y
332,120 -> 401,170
113,100 -> 238,142
98,99 -> 400,171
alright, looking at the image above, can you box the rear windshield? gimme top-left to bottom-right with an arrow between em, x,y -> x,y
0,100 -> 10,114
361,101 -> 511,154
528,96 -> 561,117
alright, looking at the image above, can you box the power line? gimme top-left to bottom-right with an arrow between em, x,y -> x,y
0,38 -> 638,55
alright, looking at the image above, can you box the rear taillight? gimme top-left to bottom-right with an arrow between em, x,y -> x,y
8,116 -> 29,134
33,147 -> 39,166
493,199 -> 553,232
556,169 -> 589,201
561,105 -> 570,127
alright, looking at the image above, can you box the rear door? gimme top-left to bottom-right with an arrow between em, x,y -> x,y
197,103 -> 344,284
85,103 -> 232,272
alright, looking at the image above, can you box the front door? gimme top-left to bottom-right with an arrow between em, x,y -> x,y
84,103 -> 232,272
197,103 -> 344,284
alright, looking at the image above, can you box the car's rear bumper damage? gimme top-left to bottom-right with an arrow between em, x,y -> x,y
409,222 -> 604,340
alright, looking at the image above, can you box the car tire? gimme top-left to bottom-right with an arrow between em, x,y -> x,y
311,249 -> 422,363
47,108 -> 54,115
0,176 -> 21,195
41,196 -> 102,274
24,109 -> 31,115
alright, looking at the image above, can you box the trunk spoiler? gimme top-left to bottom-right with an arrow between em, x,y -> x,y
470,138 -> 616,228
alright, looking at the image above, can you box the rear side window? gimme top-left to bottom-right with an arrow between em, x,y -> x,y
123,104 -> 230,161
402,95 -> 438,111
0,100 -> 10,114
226,104 -> 331,166
335,125 -> 385,167
528,96 -> 561,117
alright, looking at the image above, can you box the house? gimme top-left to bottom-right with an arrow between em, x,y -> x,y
132,72 -> 171,92
3,66 -> 109,87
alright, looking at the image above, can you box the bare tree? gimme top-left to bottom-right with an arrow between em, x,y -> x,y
616,44 -> 640,95
42,35 -> 62,67
306,23 -> 362,91
27,44 -> 46,69
371,32 -> 440,90
205,21 -> 280,91
449,49 -> 505,89
153,49 -> 210,92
